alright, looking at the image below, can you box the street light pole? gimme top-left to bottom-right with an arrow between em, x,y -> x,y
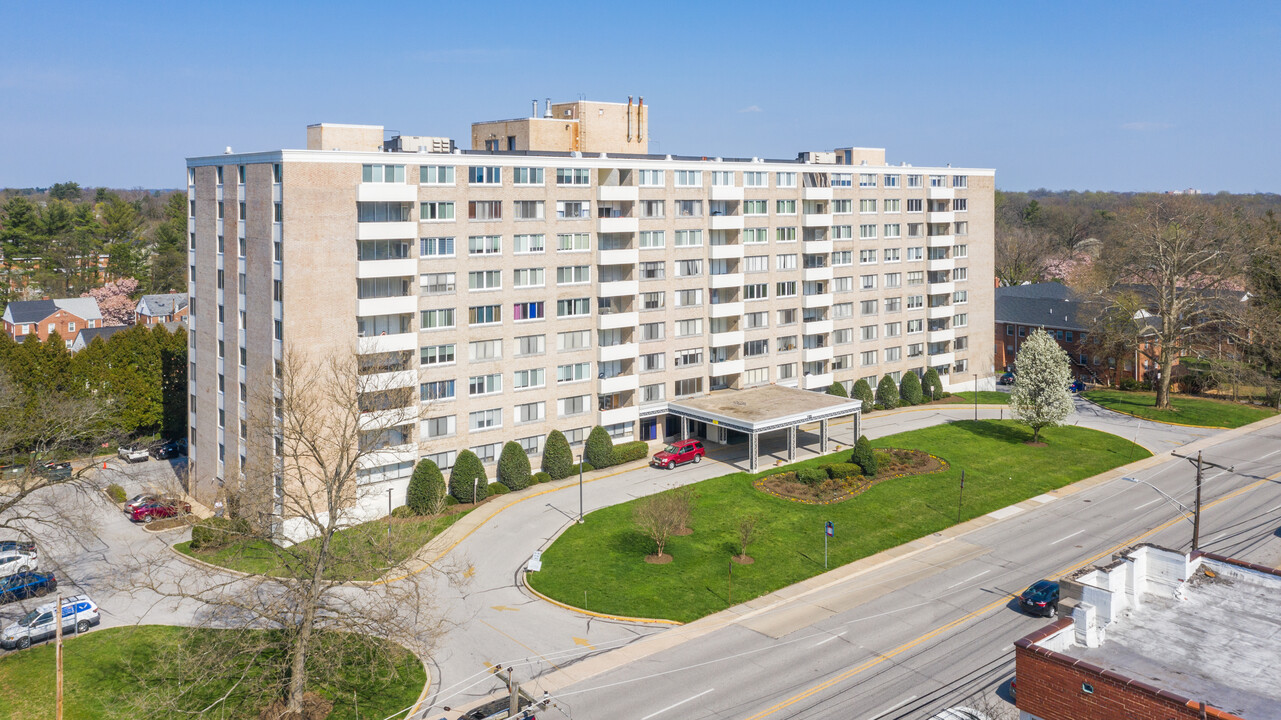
972,373 -> 978,421
578,452 -> 584,524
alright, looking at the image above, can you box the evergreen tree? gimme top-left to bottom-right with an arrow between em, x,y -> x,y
828,380 -> 849,397
448,450 -> 488,503
851,378 -> 875,408
1009,328 -> 1074,442
875,374 -> 900,409
900,372 -> 924,405
541,429 -> 573,480
498,441 -> 532,490
923,367 -> 944,400
406,459 -> 445,514
584,425 -> 614,469
851,435 -> 878,477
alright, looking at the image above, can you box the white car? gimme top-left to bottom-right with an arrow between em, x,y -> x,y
0,550 -> 37,578
1,594 -> 100,650
117,446 -> 149,463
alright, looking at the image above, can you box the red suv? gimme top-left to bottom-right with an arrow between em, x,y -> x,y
128,499 -> 192,523
651,439 -> 706,469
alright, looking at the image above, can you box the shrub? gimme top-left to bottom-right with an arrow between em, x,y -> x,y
449,450 -> 488,503
390,505 -> 415,519
851,435 -> 878,477
541,430 -> 573,480
873,403 -> 885,411
489,482 -> 510,495
828,381 -> 849,398
406,459 -> 446,515
851,378 -> 875,409
106,483 -> 127,504
825,462 -> 863,480
611,441 -> 650,465
497,441 -> 532,490
568,462 -> 595,476
876,374 -> 900,409
585,426 -> 615,469
923,368 -> 944,401
1118,377 -> 1140,391
900,372 -> 924,406
533,471 -> 552,484
444,495 -> 459,506
797,467 -> 828,487
190,516 -> 251,551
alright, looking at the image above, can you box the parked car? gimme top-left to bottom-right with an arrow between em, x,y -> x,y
1019,579 -> 1060,617
1068,379 -> 1086,393
151,439 -> 187,460
1,594 -> 100,650
650,439 -> 706,470
37,461 -> 72,480
124,493 -> 158,513
128,498 -> 191,523
0,549 -> 38,578
118,446 -> 149,463
0,572 -> 56,604
0,540 -> 36,556
997,372 -> 1015,386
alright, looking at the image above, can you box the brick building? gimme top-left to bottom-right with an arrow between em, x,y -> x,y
1013,545 -> 1279,720
135,292 -> 189,325
1,297 -> 103,346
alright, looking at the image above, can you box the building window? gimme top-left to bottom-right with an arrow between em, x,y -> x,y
674,170 -> 702,187
468,166 -> 501,185
639,169 -> 664,187
421,308 -> 455,330
469,409 -> 503,431
423,415 -> 456,438
512,301 -> 544,321
468,235 -> 501,255
421,344 -> 456,366
513,268 -> 545,288
362,164 -> 405,183
557,233 -> 590,252
421,380 -> 455,402
513,368 -> 546,390
512,167 -> 543,185
421,272 -> 456,294
469,374 -> 502,396
555,168 -> 590,186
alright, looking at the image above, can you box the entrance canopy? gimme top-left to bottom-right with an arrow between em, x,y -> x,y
666,385 -> 862,472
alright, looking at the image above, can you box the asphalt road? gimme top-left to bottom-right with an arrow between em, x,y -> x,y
523,416 -> 1281,720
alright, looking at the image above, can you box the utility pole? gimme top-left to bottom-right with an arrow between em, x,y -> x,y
507,665 -> 518,718
972,373 -> 978,421
957,470 -> 965,523
578,452 -> 584,524
1171,450 -> 1233,552
55,595 -> 63,720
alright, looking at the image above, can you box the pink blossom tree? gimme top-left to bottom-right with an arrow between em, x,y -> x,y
83,277 -> 138,326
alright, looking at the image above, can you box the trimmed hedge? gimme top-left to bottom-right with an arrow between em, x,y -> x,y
567,462 -> 595,476
851,435 -> 878,477
923,368 -> 944,401
390,505 -> 415,519
449,450 -> 488,504
797,467 -> 828,486
489,482 -> 510,496
106,484 -> 127,504
406,459 -> 446,514
585,426 -> 615,469
851,378 -> 875,409
825,462 -> 863,480
876,374 -> 900,409
611,441 -> 650,465
533,471 -> 552,484
828,381 -> 849,398
190,516 -> 251,551
498,441 -> 532,491
541,430 -> 573,480
900,372 -> 924,406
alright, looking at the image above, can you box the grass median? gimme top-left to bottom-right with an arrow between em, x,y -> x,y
1083,389 -> 1276,428
948,391 -> 1012,405
526,420 -> 1148,623
0,626 -> 424,720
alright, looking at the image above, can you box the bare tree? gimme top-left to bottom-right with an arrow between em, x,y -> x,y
736,516 -> 760,563
994,224 -> 1057,287
115,348 -> 456,719
1078,195 -> 1255,409
634,491 -> 684,560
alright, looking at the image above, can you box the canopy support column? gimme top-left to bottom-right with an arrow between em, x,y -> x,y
749,432 -> 759,473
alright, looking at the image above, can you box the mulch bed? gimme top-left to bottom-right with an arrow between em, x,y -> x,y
645,553 -> 673,564
754,449 -> 948,505
145,516 -> 195,532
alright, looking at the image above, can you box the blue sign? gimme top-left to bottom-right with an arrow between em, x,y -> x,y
825,521 -> 834,537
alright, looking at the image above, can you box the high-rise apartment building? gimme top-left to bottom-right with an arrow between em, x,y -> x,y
185,99 -> 994,530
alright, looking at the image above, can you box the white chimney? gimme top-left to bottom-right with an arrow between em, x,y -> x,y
544,98 -> 552,118
532,99 -> 538,118
224,146 -> 233,154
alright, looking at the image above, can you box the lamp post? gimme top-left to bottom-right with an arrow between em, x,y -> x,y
1122,476 -> 1196,526
577,452 -> 584,524
972,373 -> 978,421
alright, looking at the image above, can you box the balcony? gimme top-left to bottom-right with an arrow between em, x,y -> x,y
358,405 -> 417,430
926,304 -> 954,320
928,352 -> 955,367
365,369 -> 419,390
599,280 -> 639,297
802,372 -> 834,390
599,405 -> 639,426
709,301 -> 745,318
599,247 -> 639,265
599,342 -> 639,362
803,319 -> 834,335
804,239 -> 834,254
709,185 -> 744,201
802,346 -> 834,363
927,186 -> 955,200
357,257 -> 417,279
357,296 -> 416,317
803,266 -> 833,282
358,221 -> 416,241
709,272 -> 743,289
709,329 -> 745,347
927,257 -> 955,272
359,443 -> 419,469
709,358 -> 745,376
709,243 -> 744,260
599,373 -> 640,394
598,185 -> 639,202
802,212 -> 833,228
929,281 -> 955,296
598,216 -> 639,234
802,293 -> 833,308
926,210 -> 955,224
802,186 -> 833,201
709,214 -> 745,231
597,311 -> 639,330
357,183 -> 416,203
927,328 -> 956,343
358,332 -> 417,354
926,234 -> 955,248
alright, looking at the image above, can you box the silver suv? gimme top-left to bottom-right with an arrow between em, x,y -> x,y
1,594 -> 100,650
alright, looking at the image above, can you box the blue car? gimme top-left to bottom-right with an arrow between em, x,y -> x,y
1069,380 -> 1086,393
0,572 -> 57,605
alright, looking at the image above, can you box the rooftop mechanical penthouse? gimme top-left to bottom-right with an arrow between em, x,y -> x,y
184,98 -> 995,535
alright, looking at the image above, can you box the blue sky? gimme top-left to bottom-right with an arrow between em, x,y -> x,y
3,1 -> 1278,192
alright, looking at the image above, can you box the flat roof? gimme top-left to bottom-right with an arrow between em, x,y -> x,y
667,385 -> 860,434
1062,561 -> 1281,719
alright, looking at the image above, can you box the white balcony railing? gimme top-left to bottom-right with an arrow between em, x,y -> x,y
598,247 -> 639,265
597,311 -> 639,330
357,183 -> 416,203
357,257 -> 417,279
709,301 -> 745,318
598,374 -> 640,394
598,185 -> 639,203
598,216 -> 639,234
709,330 -> 745,347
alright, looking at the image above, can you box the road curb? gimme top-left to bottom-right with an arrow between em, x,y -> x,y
1079,393 -> 1270,429
165,543 -> 257,580
521,573 -> 683,626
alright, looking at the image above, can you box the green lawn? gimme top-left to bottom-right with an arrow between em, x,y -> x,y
527,420 -> 1148,623
0,626 -> 424,720
1083,389 -> 1276,428
948,391 -> 1012,405
176,511 -> 467,580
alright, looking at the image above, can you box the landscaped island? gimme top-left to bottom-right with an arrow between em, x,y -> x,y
1082,389 -> 1276,429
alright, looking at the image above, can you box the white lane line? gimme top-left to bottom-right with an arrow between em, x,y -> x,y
1265,503 -> 1281,514
845,600 -> 935,626
640,688 -> 715,720
1136,498 -> 1161,509
1050,529 -> 1086,545
814,631 -> 846,646
945,569 -> 990,590
865,695 -> 919,720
